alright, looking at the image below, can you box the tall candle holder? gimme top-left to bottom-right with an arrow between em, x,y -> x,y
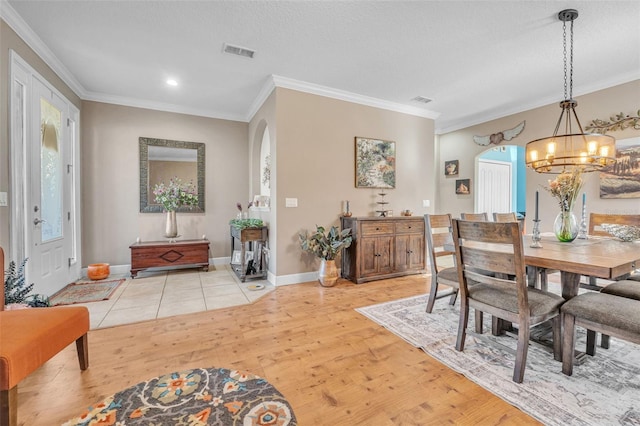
577,198 -> 587,239
530,220 -> 542,248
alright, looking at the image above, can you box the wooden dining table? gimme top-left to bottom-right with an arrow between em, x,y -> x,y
524,235 -> 640,299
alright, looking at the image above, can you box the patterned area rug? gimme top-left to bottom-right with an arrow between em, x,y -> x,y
357,294 -> 640,426
64,367 -> 297,425
49,279 -> 124,306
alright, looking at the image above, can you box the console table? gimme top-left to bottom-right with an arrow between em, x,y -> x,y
129,239 -> 210,277
230,226 -> 268,282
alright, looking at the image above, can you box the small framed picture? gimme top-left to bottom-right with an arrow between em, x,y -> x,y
456,179 -> 471,195
231,250 -> 242,265
444,160 -> 459,176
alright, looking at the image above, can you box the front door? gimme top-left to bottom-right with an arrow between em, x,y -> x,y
477,159 -> 512,215
27,76 -> 78,295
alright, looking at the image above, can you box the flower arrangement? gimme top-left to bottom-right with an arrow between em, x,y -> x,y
153,177 -> 198,211
544,168 -> 583,242
544,168 -> 583,212
299,225 -> 353,260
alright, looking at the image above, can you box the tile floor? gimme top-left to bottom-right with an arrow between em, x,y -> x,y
78,265 -> 273,330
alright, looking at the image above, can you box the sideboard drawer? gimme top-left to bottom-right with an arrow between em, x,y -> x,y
396,220 -> 424,234
361,221 -> 395,236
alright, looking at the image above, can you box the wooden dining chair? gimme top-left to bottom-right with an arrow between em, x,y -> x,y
451,219 -> 564,383
586,213 -> 640,286
424,214 -> 459,313
460,212 -> 488,221
492,212 -> 517,222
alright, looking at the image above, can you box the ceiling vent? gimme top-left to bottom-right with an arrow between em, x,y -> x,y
411,96 -> 433,104
223,43 -> 256,59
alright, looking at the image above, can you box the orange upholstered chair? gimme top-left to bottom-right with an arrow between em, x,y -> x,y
0,247 -> 90,426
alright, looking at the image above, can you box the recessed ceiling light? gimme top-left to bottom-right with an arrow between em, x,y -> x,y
166,79 -> 178,86
411,96 -> 432,104
222,43 -> 256,59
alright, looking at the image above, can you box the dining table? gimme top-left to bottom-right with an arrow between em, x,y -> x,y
524,234 -> 640,299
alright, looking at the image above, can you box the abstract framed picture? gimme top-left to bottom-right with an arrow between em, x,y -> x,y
355,137 -> 396,188
599,136 -> 640,198
444,160 -> 459,176
456,179 -> 471,195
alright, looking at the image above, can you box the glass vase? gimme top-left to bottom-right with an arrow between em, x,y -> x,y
553,210 -> 578,242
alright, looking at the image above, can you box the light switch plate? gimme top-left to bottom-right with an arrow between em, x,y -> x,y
0,192 -> 7,207
423,199 -> 430,208
285,198 -> 298,208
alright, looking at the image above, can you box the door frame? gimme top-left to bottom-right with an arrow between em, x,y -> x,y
9,50 -> 82,288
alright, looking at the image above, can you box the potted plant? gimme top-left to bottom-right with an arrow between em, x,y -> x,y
4,258 -> 49,308
299,225 -> 353,287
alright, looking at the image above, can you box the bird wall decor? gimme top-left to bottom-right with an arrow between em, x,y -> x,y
473,121 -> 525,146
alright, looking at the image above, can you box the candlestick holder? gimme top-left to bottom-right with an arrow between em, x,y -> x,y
530,220 -> 542,248
577,201 -> 587,239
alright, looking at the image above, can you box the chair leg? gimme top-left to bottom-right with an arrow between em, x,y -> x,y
448,288 -> 458,306
562,313 -> 576,376
0,386 -> 17,426
601,334 -> 610,349
76,333 -> 89,370
513,321 -> 530,383
586,330 -> 597,356
474,310 -> 483,334
552,315 -> 562,361
455,300 -> 469,351
539,269 -> 549,292
426,280 -> 438,313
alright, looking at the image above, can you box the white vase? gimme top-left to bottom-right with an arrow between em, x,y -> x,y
165,210 -> 178,238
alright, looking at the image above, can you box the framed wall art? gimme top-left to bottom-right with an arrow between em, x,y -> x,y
355,137 -> 396,188
456,179 -> 471,195
599,136 -> 640,198
444,160 -> 459,176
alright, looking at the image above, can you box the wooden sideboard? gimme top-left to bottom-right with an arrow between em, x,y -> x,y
130,239 -> 210,277
341,216 -> 425,284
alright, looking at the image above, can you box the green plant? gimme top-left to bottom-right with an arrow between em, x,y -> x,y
4,258 -> 50,307
229,218 -> 264,230
299,225 -> 353,260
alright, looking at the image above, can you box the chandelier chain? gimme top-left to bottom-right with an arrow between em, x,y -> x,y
569,17 -> 574,100
563,20 -> 568,100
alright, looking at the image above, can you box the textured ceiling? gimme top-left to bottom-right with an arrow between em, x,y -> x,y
3,1 -> 639,133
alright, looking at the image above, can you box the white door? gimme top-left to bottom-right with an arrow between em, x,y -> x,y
27,78 -> 76,294
477,159 -> 512,215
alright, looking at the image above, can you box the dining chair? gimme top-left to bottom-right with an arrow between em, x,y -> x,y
460,212 -> 488,221
492,212 -> 517,222
424,214 -> 460,313
586,213 -> 640,287
451,219 -> 564,383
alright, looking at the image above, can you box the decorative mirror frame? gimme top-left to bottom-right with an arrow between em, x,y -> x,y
139,137 -> 206,213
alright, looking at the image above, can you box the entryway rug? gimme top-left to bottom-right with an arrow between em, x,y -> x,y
49,279 -> 124,306
356,294 -> 640,426
63,367 -> 297,425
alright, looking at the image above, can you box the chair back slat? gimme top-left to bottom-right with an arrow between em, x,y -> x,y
461,212 -> 488,221
589,213 -> 640,237
493,212 -> 517,222
455,220 -> 519,244
461,246 -> 516,276
425,214 -> 453,276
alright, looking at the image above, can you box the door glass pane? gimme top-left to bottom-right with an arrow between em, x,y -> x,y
40,98 -> 63,241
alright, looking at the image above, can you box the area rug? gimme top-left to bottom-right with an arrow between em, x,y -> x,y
356,294 -> 640,426
63,367 -> 297,425
49,279 -> 124,306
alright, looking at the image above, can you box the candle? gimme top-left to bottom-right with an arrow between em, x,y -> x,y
346,200 -> 350,213
534,191 -> 539,221
582,192 -> 586,205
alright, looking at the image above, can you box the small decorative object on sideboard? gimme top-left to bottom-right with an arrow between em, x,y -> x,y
299,225 -> 353,287
343,200 -> 352,217
376,192 -> 389,217
401,210 -> 412,216
600,224 -> 640,242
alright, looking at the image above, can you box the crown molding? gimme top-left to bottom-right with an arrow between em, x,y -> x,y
245,76 -> 277,122
1,2 -> 86,98
271,75 -> 440,120
436,72 -> 640,135
82,91 -> 247,122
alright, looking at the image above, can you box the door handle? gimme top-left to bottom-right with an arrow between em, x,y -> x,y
34,218 -> 47,225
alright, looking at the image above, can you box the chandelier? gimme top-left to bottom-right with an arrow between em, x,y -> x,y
525,9 -> 616,174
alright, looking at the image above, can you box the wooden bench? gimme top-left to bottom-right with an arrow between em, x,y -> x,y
0,247 -> 90,426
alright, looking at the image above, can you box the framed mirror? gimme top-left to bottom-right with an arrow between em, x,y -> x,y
139,137 -> 205,213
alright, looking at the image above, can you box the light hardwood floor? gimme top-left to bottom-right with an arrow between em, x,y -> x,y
18,274 -> 539,425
